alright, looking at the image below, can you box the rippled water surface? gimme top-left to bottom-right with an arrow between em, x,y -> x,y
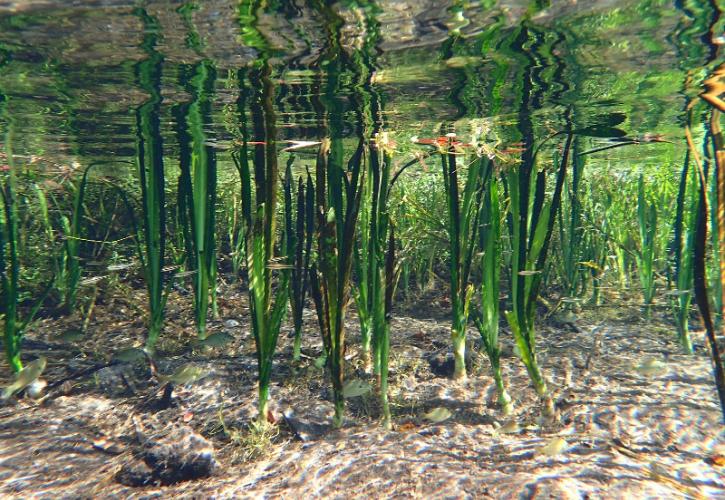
0,1 -> 722,167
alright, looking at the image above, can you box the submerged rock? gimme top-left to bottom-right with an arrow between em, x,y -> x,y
283,407 -> 331,441
96,364 -> 138,396
426,349 -> 474,378
116,426 -> 217,487
116,461 -> 155,487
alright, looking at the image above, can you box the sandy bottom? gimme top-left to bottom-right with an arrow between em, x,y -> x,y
0,287 -> 723,499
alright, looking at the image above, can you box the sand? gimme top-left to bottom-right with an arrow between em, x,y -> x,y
0,288 -> 723,499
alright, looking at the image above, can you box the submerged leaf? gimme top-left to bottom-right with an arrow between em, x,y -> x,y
342,379 -> 371,398
423,407 -> 452,423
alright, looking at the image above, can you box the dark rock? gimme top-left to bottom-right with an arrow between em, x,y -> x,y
96,364 -> 137,396
426,349 -> 474,378
283,407 -> 330,441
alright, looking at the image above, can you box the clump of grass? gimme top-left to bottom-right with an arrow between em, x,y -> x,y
217,408 -> 279,463
670,151 -> 696,353
439,136 -> 487,380
472,170 -> 512,415
232,63 -> 289,424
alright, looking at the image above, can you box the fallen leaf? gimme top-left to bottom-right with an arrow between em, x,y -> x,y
182,411 -> 194,423
397,422 -> 417,432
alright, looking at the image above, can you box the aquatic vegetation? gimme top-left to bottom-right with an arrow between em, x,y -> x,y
135,8 -> 168,354
57,163 -> 96,313
284,159 -> 314,362
1,132 -> 48,373
670,152 -> 697,353
1,0 -> 725,474
636,174 -> 658,318
308,137 -> 366,428
472,172 -> 512,415
504,130 -> 573,418
176,61 -> 219,340
686,101 -> 725,422
232,64 -> 290,423
438,136 -> 487,380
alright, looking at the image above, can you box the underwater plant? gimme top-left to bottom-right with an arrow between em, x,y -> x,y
308,137 -> 366,428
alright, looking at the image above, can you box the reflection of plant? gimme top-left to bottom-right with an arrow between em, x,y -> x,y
176,60 -> 218,340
